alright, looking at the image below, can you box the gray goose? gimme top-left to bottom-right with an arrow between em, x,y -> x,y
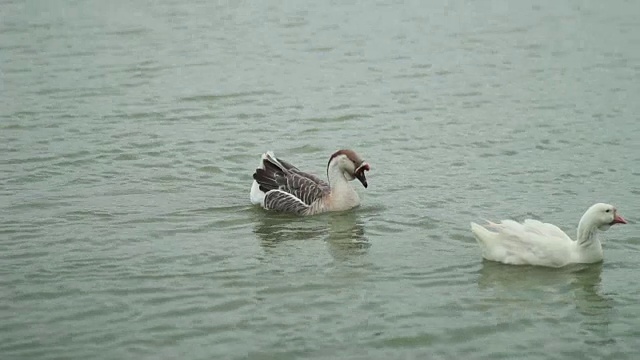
250,149 -> 370,215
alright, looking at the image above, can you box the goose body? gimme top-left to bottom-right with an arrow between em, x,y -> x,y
471,203 -> 627,267
250,150 -> 370,216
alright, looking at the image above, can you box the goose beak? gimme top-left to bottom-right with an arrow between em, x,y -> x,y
354,163 -> 370,188
611,213 -> 627,225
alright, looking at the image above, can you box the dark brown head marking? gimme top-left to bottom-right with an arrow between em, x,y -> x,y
327,149 -> 364,169
327,149 -> 370,187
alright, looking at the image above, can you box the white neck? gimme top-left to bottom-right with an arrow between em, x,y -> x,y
575,214 -> 603,261
326,161 -> 359,210
577,222 -> 599,246
327,161 -> 352,190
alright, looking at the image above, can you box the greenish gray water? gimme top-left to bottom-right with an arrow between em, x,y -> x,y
2,0 -> 640,359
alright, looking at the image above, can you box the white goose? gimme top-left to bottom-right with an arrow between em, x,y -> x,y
250,149 -> 370,216
470,203 -> 627,267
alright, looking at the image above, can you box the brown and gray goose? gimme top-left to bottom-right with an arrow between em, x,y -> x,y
249,149 -> 370,215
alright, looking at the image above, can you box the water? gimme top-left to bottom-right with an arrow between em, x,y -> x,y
2,0 -> 640,359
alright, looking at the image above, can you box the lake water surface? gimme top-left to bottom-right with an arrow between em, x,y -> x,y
2,1 -> 640,359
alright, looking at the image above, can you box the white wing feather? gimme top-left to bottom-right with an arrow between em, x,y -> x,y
472,219 -> 575,267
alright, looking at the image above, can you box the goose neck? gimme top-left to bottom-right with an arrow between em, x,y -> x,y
577,217 -> 599,247
327,162 -> 350,189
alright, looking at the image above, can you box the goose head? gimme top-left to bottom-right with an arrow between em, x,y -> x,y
327,149 -> 370,188
583,203 -> 627,231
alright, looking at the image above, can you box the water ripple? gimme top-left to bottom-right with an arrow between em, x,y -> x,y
2,1 -> 640,359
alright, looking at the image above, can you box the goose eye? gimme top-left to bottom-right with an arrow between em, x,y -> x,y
605,209 -> 610,213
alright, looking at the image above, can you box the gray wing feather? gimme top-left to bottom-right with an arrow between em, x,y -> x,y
253,155 -> 330,211
278,158 -> 328,187
284,172 -> 329,206
263,190 -> 310,215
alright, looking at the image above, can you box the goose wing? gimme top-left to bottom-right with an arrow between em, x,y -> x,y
262,190 -> 311,215
253,154 -> 330,211
522,219 -> 572,242
276,157 -> 328,187
481,219 -> 572,266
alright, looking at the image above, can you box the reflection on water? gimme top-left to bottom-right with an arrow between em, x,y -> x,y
251,210 -> 328,245
251,208 -> 370,259
478,261 -> 614,345
326,211 -> 370,261
478,261 -> 605,292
